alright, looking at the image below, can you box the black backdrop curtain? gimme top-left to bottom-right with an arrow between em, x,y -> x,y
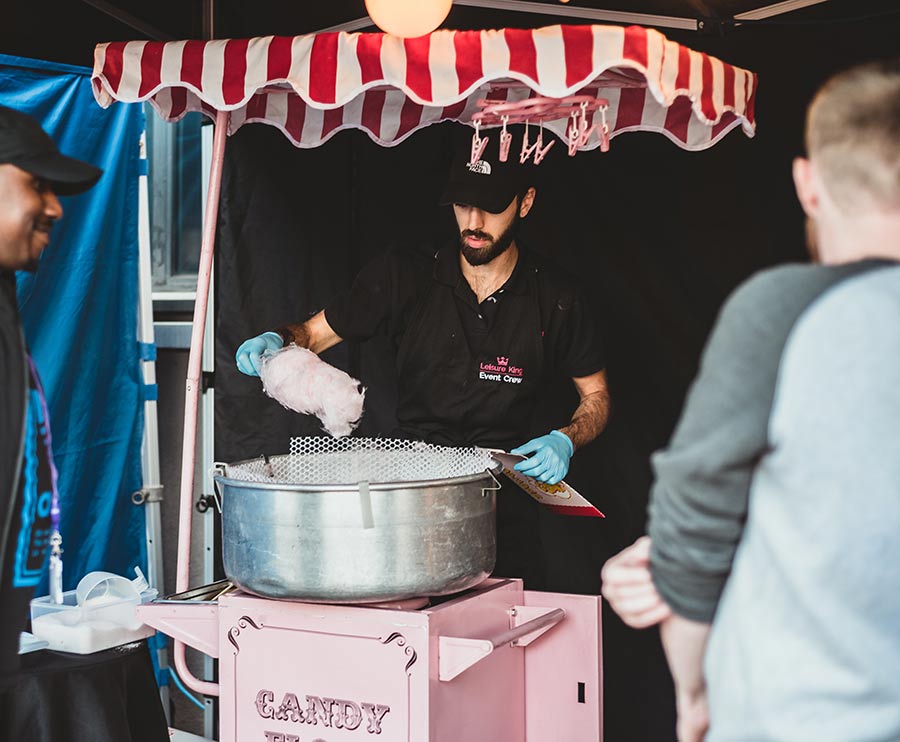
214,9 -> 900,740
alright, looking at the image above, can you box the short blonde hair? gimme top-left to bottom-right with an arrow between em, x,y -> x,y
806,58 -> 900,211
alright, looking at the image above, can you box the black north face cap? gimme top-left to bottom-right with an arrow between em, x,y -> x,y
0,105 -> 102,195
439,135 -> 533,214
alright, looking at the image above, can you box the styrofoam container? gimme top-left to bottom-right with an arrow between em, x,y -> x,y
30,585 -> 158,654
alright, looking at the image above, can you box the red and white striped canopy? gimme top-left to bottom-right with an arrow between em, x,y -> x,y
92,24 -> 756,152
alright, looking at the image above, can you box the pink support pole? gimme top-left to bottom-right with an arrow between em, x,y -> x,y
175,640 -> 218,697
172,108 -> 230,697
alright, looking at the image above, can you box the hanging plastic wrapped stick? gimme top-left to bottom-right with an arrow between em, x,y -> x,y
48,531 -> 63,605
259,346 -> 365,437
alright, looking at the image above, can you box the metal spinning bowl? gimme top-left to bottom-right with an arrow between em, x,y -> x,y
213,437 -> 501,603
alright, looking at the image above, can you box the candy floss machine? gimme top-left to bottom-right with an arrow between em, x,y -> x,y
138,438 -> 604,741
92,19 -> 757,742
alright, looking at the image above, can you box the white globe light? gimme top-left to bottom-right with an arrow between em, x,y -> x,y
365,0 -> 453,38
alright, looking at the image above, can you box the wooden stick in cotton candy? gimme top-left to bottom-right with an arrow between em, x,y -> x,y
259,346 -> 365,437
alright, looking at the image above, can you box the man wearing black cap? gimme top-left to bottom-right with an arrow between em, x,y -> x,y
236,139 -> 608,580
0,104 -> 101,693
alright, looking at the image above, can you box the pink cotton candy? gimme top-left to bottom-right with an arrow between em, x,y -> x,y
259,346 -> 365,437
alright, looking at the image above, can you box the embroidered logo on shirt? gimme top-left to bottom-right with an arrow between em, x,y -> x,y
478,355 -> 525,385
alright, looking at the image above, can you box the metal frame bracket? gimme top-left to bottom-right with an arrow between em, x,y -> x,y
132,485 -> 164,505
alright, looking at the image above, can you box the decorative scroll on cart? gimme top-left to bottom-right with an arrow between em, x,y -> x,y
91,22 -> 757,697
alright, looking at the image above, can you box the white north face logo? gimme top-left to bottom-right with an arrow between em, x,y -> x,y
466,159 -> 492,175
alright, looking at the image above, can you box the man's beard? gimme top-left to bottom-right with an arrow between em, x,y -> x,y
459,211 -> 520,266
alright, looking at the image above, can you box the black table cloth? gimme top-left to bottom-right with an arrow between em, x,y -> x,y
0,639 -> 169,742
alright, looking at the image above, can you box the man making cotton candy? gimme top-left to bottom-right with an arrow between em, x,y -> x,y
0,105 -> 101,695
236,139 -> 609,580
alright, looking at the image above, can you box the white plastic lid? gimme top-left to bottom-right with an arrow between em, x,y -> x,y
75,571 -> 142,607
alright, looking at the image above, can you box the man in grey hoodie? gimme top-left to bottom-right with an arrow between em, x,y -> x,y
601,59 -> 900,741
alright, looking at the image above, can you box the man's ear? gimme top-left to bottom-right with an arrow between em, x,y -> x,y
519,187 -> 536,218
792,157 -> 819,219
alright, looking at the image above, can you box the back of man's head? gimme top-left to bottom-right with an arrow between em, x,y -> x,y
806,58 -> 900,213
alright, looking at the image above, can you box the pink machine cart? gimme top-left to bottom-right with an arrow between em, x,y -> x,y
144,579 -> 602,741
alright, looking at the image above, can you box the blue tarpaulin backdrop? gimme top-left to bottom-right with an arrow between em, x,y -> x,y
0,54 -> 146,593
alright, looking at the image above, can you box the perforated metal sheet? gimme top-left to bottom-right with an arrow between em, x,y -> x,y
223,437 -> 497,486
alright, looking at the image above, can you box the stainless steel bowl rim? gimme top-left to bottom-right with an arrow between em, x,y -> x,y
214,459 -> 502,493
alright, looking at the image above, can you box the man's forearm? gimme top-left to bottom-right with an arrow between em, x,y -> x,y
274,322 -> 311,349
660,614 -> 711,742
560,390 -> 610,450
273,312 -> 342,355
660,614 -> 710,698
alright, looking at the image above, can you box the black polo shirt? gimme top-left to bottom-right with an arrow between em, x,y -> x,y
451,247 -> 526,354
325,244 -> 604,380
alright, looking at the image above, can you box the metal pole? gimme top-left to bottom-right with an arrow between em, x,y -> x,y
172,109 -> 228,698
198,4 -> 221,724
735,0 -> 831,21
319,16 -> 377,33
318,2 -> 702,34
199,121 -> 218,738
202,0 -> 217,41
451,0 -> 700,30
136,130 -> 172,722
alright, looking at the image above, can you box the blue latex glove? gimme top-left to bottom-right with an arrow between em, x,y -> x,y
511,430 -> 574,484
235,331 -> 284,376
